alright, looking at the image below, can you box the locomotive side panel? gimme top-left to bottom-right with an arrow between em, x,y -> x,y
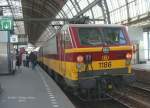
38,35 -> 59,72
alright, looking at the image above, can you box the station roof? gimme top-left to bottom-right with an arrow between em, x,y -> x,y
1,0 -> 150,44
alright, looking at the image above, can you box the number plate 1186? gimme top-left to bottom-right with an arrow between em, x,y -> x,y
99,61 -> 112,68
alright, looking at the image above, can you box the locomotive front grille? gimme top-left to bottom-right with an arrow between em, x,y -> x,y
78,68 -> 129,79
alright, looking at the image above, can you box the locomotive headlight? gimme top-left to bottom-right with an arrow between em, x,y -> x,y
126,53 -> 132,59
76,56 -> 84,72
126,53 -> 132,65
77,55 -> 84,63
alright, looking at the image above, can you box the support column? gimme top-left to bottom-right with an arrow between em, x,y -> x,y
125,0 -> 130,23
98,0 -> 111,24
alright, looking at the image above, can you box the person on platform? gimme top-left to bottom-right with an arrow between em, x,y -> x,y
16,50 -> 21,69
26,52 -> 29,67
22,52 -> 27,67
29,52 -> 37,69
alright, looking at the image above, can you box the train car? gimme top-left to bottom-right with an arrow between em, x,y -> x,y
38,24 -> 133,99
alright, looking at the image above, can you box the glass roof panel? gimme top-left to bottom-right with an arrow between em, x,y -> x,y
92,5 -> 103,18
56,15 -> 61,18
106,0 -> 122,11
127,0 -> 135,2
0,0 -> 8,6
118,0 -> 126,6
88,0 -> 95,4
119,6 -> 127,21
106,0 -> 150,24
76,0 -> 81,3
67,0 -> 74,9
128,1 -> 137,18
84,10 -> 93,19
95,21 -> 104,24
71,7 -> 77,16
67,11 -> 73,18
62,5 -> 70,14
78,0 -> 89,10
137,0 -> 148,14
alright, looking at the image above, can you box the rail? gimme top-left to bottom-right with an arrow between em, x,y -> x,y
107,83 -> 150,108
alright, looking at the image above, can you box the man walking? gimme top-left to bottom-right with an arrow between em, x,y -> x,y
29,52 -> 37,69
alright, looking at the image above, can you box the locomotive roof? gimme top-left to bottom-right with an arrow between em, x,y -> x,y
67,24 -> 125,28
63,24 -> 125,28
61,24 -> 126,31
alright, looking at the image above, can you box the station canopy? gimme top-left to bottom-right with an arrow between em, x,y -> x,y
1,0 -> 150,45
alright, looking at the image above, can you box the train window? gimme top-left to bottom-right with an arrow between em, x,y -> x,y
78,27 -> 127,46
78,28 -> 103,46
102,28 -> 127,45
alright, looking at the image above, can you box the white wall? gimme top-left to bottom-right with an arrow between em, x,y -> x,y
0,31 -> 8,42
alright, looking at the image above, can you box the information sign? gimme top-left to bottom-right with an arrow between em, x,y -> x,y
0,17 -> 13,31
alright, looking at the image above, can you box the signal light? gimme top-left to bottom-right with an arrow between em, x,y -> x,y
126,53 -> 132,59
77,55 -> 84,63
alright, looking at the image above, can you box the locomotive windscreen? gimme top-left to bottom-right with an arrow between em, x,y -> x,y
78,27 -> 127,46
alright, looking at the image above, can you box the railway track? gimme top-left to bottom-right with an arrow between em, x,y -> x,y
41,67 -> 126,108
58,83 -> 127,108
66,91 -> 127,108
43,64 -> 150,108
108,82 -> 150,108
130,81 -> 150,92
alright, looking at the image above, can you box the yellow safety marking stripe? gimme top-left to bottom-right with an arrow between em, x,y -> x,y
65,45 -> 132,53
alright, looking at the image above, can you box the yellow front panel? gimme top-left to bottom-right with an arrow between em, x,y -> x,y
39,57 -> 131,81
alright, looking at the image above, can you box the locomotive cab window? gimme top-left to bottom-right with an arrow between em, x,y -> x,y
78,28 -> 103,46
103,28 -> 127,45
78,27 -> 127,46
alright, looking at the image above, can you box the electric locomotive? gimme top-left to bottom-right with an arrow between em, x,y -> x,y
38,24 -> 133,99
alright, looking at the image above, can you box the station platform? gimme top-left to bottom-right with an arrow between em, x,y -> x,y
132,64 -> 150,83
132,64 -> 150,71
0,66 -> 75,108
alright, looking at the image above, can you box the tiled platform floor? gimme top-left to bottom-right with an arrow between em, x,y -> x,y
0,66 -> 75,108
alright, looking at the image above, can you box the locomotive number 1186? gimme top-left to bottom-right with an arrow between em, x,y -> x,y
99,61 -> 112,68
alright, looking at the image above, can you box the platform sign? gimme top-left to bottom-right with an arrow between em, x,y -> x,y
0,17 -> 13,31
10,35 -> 18,43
